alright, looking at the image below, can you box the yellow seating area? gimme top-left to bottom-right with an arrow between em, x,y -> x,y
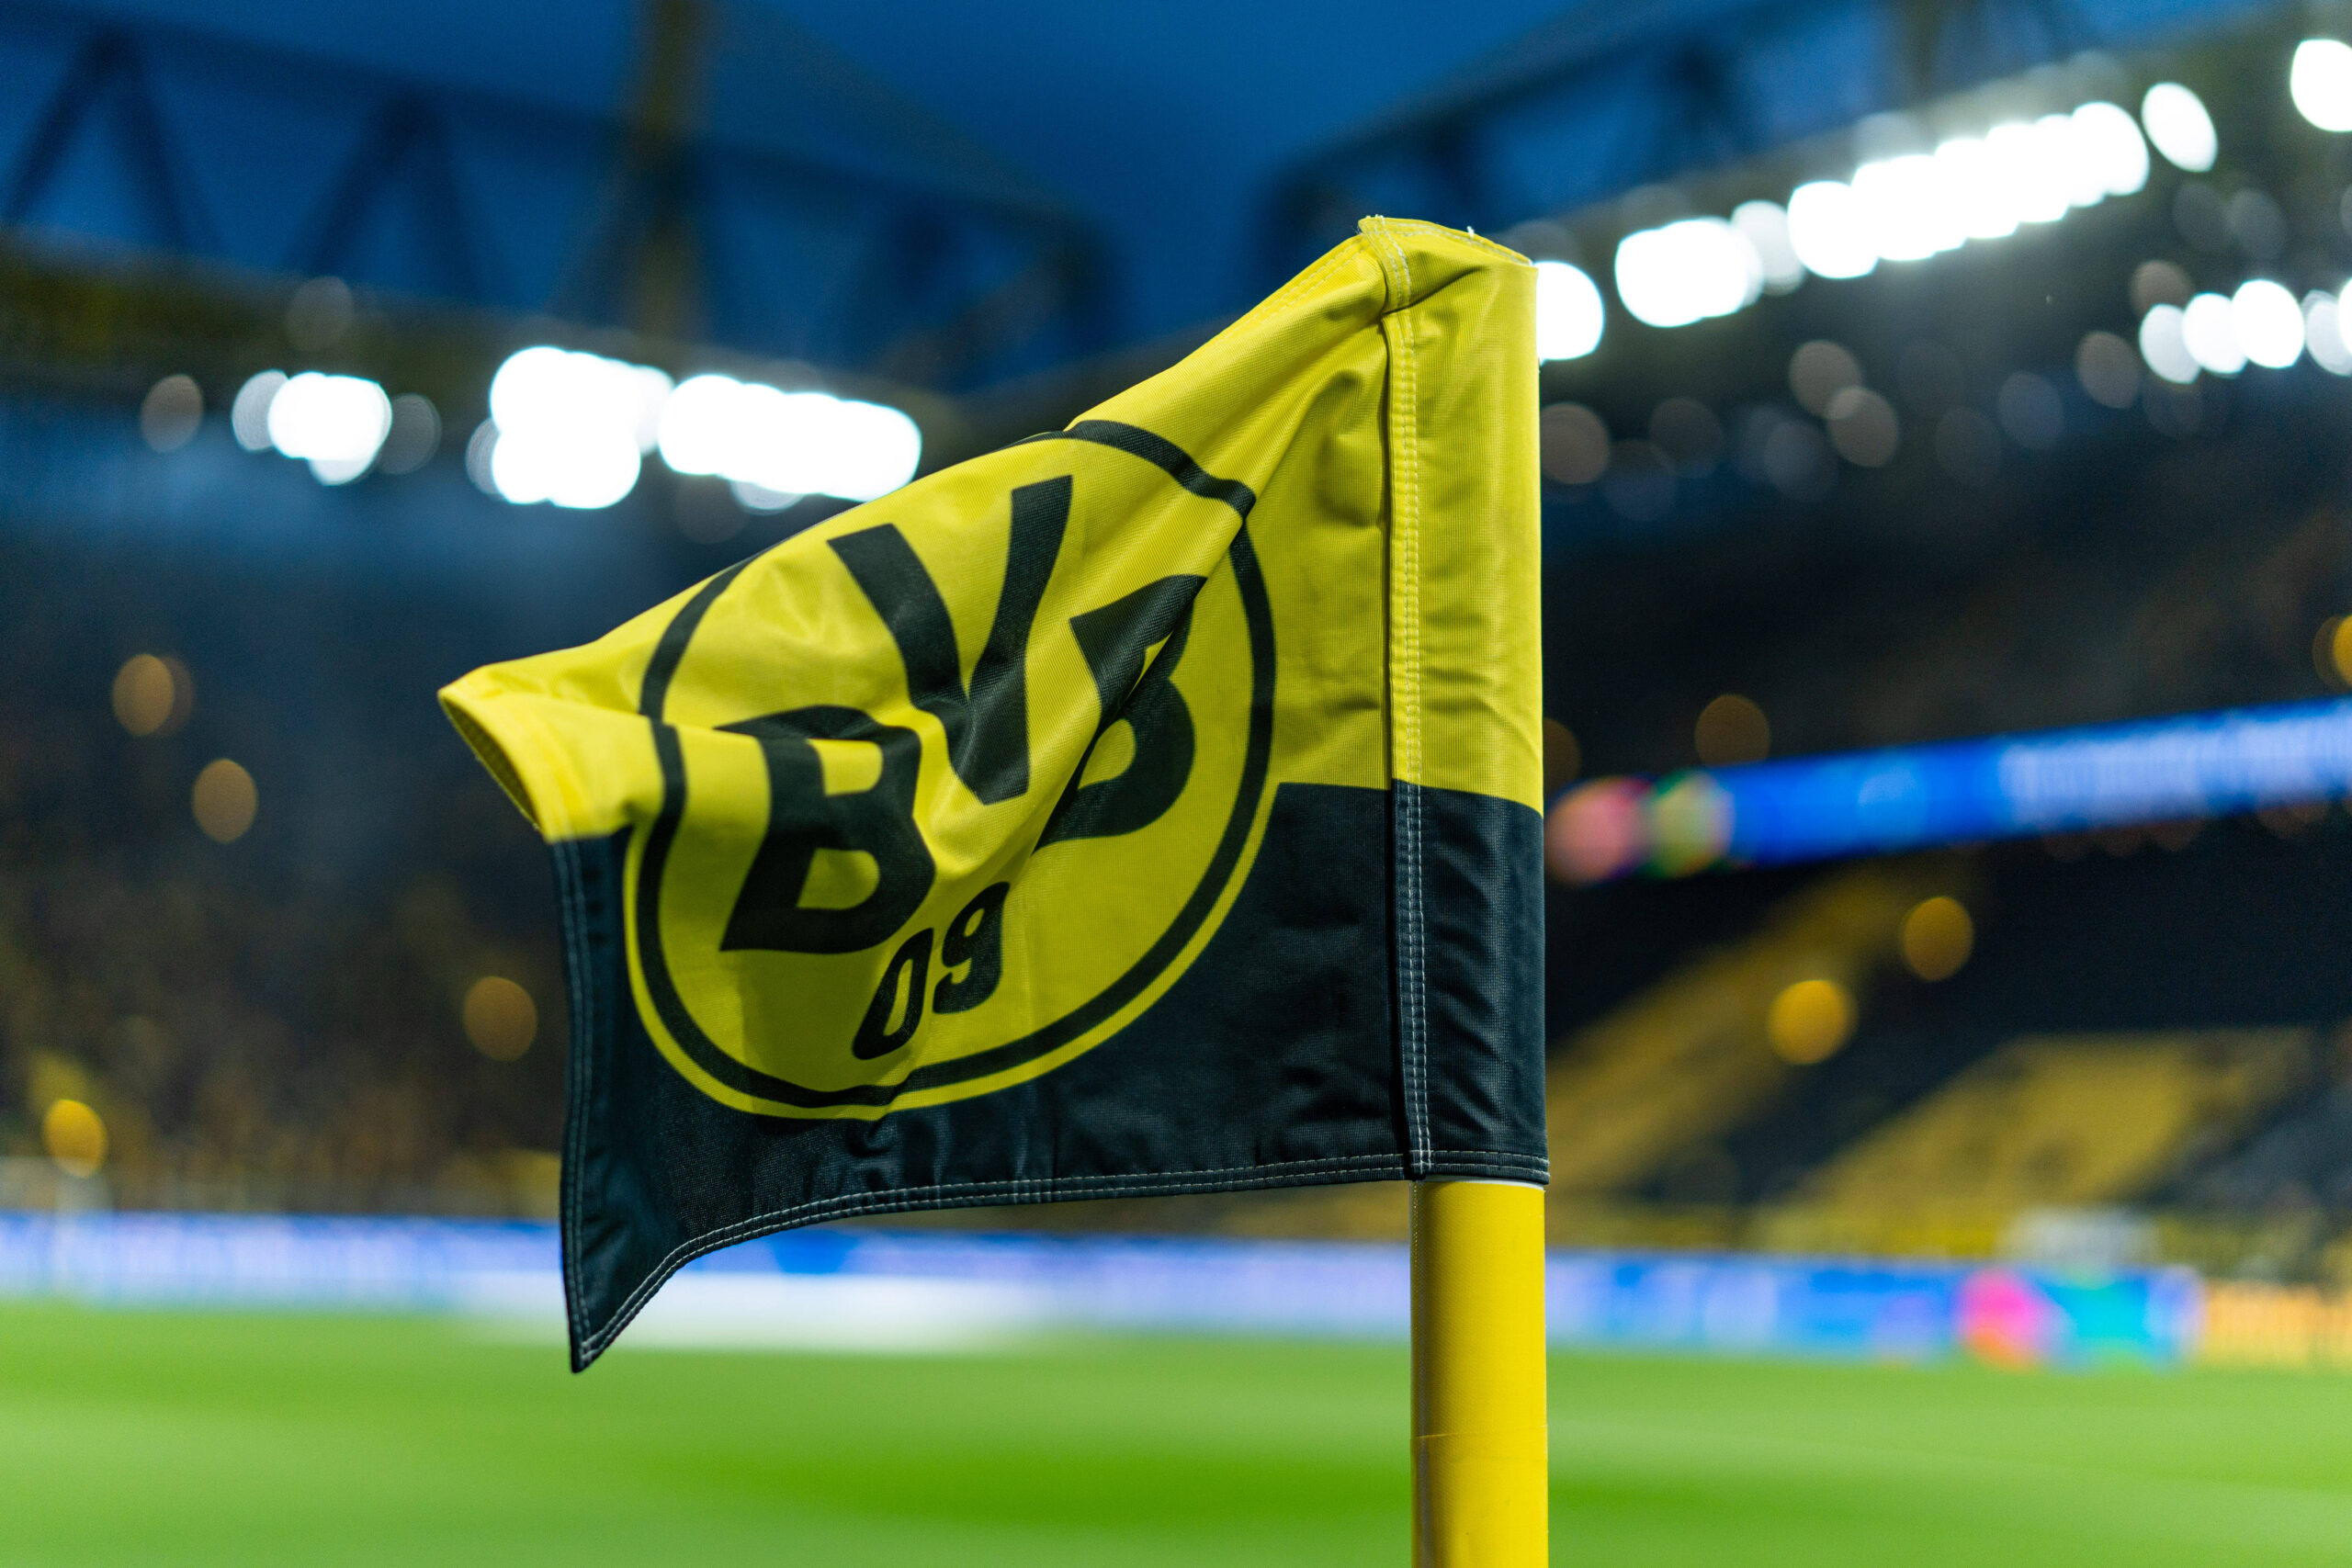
1783,1028 -> 2313,1230
2199,1280 -> 2352,1367
1544,860 -> 1971,1196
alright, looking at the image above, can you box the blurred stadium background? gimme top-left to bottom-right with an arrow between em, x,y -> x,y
12,0 -> 2352,1560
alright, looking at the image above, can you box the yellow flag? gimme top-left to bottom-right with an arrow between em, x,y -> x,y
442,218 -> 1544,1366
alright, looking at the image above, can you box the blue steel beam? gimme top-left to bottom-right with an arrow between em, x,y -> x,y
0,0 -> 1104,387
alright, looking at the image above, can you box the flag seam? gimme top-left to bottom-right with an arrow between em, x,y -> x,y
1378,216 -> 1532,268
1223,240 -> 1365,340
573,1150 -> 1551,1359
1368,218 -> 1432,1179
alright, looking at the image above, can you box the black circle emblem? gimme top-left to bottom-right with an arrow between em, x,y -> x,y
628,423 -> 1275,1113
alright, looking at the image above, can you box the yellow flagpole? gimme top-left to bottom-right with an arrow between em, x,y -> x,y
1411,1178 -> 1547,1565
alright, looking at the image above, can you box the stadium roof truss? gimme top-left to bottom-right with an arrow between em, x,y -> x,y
0,0 -> 1108,390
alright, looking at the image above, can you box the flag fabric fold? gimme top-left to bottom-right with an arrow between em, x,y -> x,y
440,217 -> 1546,1368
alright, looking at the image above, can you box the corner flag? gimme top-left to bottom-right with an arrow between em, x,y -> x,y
441,217 -> 1546,1371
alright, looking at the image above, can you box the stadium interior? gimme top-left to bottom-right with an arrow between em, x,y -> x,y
11,0 -> 2352,1559
6,0 -> 2350,1269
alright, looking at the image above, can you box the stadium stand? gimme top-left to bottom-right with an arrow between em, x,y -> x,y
1760,1029 -> 2314,1255
0,543 -> 569,1214
1544,858 -> 1975,1197
7,6 -> 2352,1309
2171,1050 -> 2352,1215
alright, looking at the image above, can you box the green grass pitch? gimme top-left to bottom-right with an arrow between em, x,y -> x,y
0,1303 -> 2347,1565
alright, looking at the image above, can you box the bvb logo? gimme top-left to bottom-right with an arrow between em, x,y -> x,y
628,424 -> 1273,1118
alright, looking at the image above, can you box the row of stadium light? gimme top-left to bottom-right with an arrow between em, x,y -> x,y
2139,282 -> 2337,380
1535,40 -> 2352,362
478,347 -> 923,511
196,40 -> 2352,501
225,348 -> 924,511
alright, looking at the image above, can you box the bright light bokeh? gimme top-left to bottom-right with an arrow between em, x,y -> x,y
486,425 -> 641,510
654,375 -> 922,502
41,1098 -> 107,1178
266,372 -> 391,485
1985,121 -> 2070,223
810,398 -> 925,502
1934,136 -> 2019,241
191,757 -> 258,843
1729,200 -> 1804,293
2230,280 -> 2304,368
1532,260 -> 1605,359
230,370 -> 285,453
2304,290 -> 2352,375
2181,291 -> 2246,375
655,374 -> 752,478
1580,93 -> 2150,315
1851,154 -> 1962,262
2142,83 -> 2218,172
1902,896 -> 1976,981
2070,101 -> 2151,197
2292,39 -> 2352,131
1612,219 -> 1761,328
2041,113 -> 2106,209
2139,304 -> 2199,384
484,346 -> 670,509
1785,180 -> 1876,279
1768,977 -> 1856,1064
489,347 -> 672,457
731,479 -> 804,513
